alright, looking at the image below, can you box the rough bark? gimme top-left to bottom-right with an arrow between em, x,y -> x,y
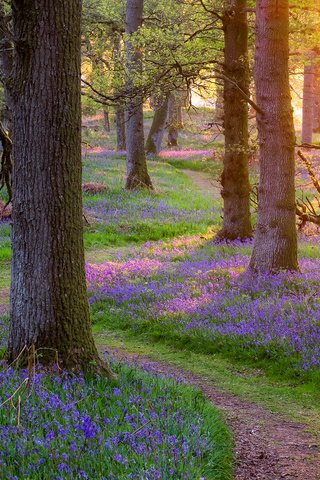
115,104 -> 126,150
7,0 -> 114,376
125,0 -> 153,190
302,53 -> 315,144
145,95 -> 169,154
249,0 -> 298,273
216,0 -> 252,241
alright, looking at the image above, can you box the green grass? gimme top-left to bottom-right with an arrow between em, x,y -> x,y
82,157 -> 218,249
90,296 -> 320,389
95,329 -> 320,438
165,157 -> 222,175
0,222 -> 11,263
0,360 -> 233,480
0,262 -> 10,290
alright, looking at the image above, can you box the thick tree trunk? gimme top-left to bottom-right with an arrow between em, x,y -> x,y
125,0 -> 153,189
145,95 -> 169,154
115,105 -> 126,151
249,0 -> 298,273
302,54 -> 315,144
7,0 -> 114,375
216,0 -> 252,241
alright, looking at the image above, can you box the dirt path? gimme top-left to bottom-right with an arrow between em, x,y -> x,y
103,347 -> 320,480
182,169 -> 221,200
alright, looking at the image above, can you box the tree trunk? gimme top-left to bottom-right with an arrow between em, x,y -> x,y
313,61 -> 320,134
301,53 -> 315,144
125,0 -> 153,190
167,93 -> 181,147
7,0 -> 114,376
216,0 -> 252,241
214,79 -> 224,123
248,0 -> 298,273
145,95 -> 169,154
103,108 -> 111,133
115,105 -> 126,151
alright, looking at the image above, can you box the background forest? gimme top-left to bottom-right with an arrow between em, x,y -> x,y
0,0 -> 319,479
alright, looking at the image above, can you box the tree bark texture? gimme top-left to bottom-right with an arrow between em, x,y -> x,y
0,2 -> 13,125
145,95 -> 169,154
167,92 -> 182,147
125,0 -> 153,189
217,0 -> 252,241
115,105 -> 126,151
8,0 -> 112,374
103,109 -> 111,133
313,61 -> 320,133
301,54 -> 315,144
249,0 -> 298,273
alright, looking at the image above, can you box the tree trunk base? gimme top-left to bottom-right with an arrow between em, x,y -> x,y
125,172 -> 154,190
214,228 -> 253,243
6,344 -> 117,379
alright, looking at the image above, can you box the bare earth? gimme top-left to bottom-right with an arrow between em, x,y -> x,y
102,347 -> 320,480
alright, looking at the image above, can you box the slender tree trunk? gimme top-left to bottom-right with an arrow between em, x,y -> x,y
167,93 -> 181,147
216,0 -> 252,241
0,3 -> 13,197
248,0 -> 298,273
103,108 -> 110,132
302,53 -> 315,144
125,0 -> 153,189
145,95 -> 169,154
313,61 -> 320,133
115,105 -> 126,150
214,79 -> 224,123
7,0 -> 114,375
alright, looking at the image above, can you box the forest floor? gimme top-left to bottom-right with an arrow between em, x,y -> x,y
98,344 -> 320,480
1,159 -> 320,479
81,152 -> 318,479
1,111 -> 320,478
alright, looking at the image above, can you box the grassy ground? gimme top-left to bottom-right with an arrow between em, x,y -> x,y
1,108 -> 320,474
82,156 -> 220,250
95,330 -> 320,438
0,361 -> 232,480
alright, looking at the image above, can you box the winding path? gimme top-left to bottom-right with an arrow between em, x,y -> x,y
104,347 -> 320,480
1,150 -> 319,478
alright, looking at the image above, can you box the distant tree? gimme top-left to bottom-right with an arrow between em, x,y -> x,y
125,0 -> 153,189
301,51 -> 315,144
145,94 -> 169,154
216,0 -> 252,241
167,91 -> 184,147
249,0 -> 298,273
4,0 -> 114,375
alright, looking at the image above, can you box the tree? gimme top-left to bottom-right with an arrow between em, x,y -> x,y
248,0 -> 298,273
301,51 -> 315,144
216,0 -> 252,241
145,94 -> 169,154
125,0 -> 153,189
5,0 -> 114,375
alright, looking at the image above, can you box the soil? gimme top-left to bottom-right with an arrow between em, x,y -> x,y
101,346 -> 320,480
